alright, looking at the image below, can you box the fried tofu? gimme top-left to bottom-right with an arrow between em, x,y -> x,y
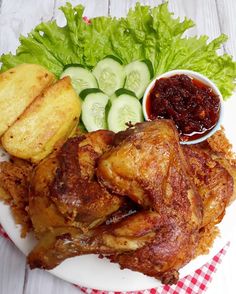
0,63 -> 55,136
2,77 -> 81,162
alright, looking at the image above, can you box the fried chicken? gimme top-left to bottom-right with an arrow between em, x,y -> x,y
97,120 -> 203,283
28,120 -> 203,284
183,145 -> 233,227
29,130 -> 123,236
97,121 -> 202,224
27,210 -> 158,269
1,121 -> 235,285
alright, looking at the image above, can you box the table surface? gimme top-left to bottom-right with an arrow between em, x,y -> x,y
0,0 -> 236,293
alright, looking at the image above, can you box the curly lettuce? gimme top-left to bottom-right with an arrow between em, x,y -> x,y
1,2 -> 235,99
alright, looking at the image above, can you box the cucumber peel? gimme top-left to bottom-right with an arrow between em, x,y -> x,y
80,88 -> 103,100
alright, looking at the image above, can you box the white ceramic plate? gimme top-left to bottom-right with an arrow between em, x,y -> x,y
0,93 -> 236,292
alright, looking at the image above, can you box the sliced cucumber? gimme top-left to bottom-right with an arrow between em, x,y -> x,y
110,88 -> 136,103
81,90 -> 109,132
115,88 -> 137,98
60,65 -> 97,94
108,94 -> 143,133
105,55 -> 123,64
63,63 -> 85,70
80,88 -> 102,100
124,60 -> 153,99
92,57 -> 125,96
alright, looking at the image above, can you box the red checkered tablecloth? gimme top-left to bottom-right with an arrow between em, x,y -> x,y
0,224 -> 230,294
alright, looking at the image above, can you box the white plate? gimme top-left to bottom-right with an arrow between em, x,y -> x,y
0,93 -> 236,292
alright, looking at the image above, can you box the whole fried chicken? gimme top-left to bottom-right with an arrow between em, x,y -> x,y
28,120 -> 203,284
1,121 -> 235,285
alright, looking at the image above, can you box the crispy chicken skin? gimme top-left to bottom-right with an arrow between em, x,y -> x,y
29,130 -> 123,236
29,154 -> 66,237
97,120 -> 203,227
28,120 -> 203,284
97,120 -> 203,283
28,211 -> 159,270
183,145 -> 233,227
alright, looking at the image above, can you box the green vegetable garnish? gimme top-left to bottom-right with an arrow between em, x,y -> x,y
1,2 -> 235,99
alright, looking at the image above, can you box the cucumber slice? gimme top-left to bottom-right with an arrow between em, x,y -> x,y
63,63 -> 85,70
142,60 -> 154,79
110,88 -> 136,104
124,60 -> 153,99
81,91 -> 109,132
80,88 -> 102,100
92,57 -> 125,96
115,88 -> 137,98
108,94 -> 143,133
60,65 -> 97,94
105,55 -> 123,65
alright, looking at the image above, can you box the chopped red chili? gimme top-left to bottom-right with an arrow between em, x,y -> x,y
146,74 -> 220,141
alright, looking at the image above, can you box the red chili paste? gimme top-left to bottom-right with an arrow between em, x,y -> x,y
146,74 -> 220,141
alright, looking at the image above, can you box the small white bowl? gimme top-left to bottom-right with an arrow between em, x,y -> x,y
142,69 -> 223,145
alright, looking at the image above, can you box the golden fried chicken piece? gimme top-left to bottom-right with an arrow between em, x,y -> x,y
183,145 -> 233,227
29,154 -> 66,237
183,133 -> 236,256
28,210 -> 159,270
215,156 -> 236,204
97,120 -> 202,226
29,130 -> 123,236
96,120 -> 203,283
28,120 -> 203,284
206,128 -> 236,204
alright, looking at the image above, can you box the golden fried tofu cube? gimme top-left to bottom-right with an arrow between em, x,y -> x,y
0,63 -> 55,136
2,77 -> 81,162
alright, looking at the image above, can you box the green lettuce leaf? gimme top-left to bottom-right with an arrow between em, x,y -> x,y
1,2 -> 235,98
0,34 -> 63,76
